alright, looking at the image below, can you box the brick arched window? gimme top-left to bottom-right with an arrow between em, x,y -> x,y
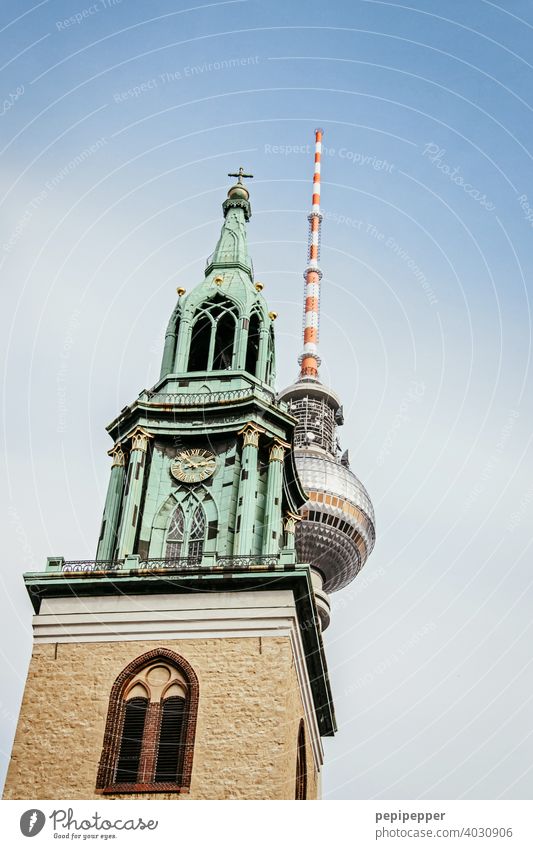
295,719 -> 307,800
96,648 -> 199,794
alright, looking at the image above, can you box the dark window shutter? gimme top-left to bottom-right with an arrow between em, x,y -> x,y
295,722 -> 307,800
155,696 -> 186,783
115,697 -> 148,783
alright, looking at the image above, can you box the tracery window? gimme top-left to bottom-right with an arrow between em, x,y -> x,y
165,503 -> 206,562
165,505 -> 184,559
96,650 -> 199,794
187,295 -> 237,372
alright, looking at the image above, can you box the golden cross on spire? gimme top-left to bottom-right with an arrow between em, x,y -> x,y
228,166 -> 254,184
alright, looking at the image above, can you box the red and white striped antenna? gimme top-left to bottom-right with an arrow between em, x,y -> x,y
299,128 -> 324,380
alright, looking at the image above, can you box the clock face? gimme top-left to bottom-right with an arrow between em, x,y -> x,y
170,448 -> 217,484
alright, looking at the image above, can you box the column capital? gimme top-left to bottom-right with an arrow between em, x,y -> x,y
284,512 -> 302,533
128,426 -> 153,453
269,438 -> 290,463
238,422 -> 265,448
108,444 -> 126,467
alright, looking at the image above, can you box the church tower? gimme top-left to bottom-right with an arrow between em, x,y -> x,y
4,164 -> 337,800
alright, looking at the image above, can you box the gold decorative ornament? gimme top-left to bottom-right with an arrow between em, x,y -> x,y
213,275 -> 224,285
255,282 -> 264,291
268,311 -> 278,320
176,287 -> 186,296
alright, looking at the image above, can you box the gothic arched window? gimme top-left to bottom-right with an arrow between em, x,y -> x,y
187,296 -> 237,373
165,505 -> 184,558
265,325 -> 275,384
295,720 -> 307,800
96,649 -> 199,794
212,309 -> 236,369
245,312 -> 261,377
187,505 -> 205,560
187,313 -> 212,371
165,502 -> 206,563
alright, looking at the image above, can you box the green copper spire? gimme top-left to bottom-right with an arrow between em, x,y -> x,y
159,169 -> 277,387
205,168 -> 253,278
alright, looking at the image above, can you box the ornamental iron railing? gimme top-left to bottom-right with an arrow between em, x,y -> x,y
138,556 -> 202,570
215,555 -> 280,568
144,387 -> 276,407
62,560 -> 121,573
55,554 -> 283,574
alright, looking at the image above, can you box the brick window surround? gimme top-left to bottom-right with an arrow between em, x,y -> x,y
96,648 -> 199,794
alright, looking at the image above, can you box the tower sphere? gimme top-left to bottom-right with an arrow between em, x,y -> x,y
279,380 -> 375,594
227,183 -> 250,201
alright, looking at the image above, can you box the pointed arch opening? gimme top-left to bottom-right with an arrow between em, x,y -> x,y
115,697 -> 148,784
155,695 -> 187,783
245,312 -> 261,377
266,325 -> 276,384
164,500 -> 206,563
212,309 -> 236,369
96,649 -> 199,794
188,313 -> 212,371
295,720 -> 307,800
187,504 -> 206,560
187,295 -> 238,373
165,504 -> 185,558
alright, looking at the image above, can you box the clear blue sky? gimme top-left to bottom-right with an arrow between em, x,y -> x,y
1,0 -> 533,799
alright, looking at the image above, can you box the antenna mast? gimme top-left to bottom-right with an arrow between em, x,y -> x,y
299,128 -> 324,380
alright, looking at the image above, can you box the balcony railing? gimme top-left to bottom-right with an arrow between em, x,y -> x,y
138,556 -> 202,571
215,555 -> 280,568
45,553 -> 293,575
144,386 -> 275,406
61,559 -> 121,573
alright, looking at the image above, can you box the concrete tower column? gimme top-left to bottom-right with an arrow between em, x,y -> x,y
96,445 -> 126,561
234,423 -> 263,555
117,427 -> 152,559
262,439 -> 287,555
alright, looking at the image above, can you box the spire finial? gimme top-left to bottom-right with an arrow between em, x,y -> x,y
298,128 -> 324,380
224,166 -> 254,221
228,166 -> 254,184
